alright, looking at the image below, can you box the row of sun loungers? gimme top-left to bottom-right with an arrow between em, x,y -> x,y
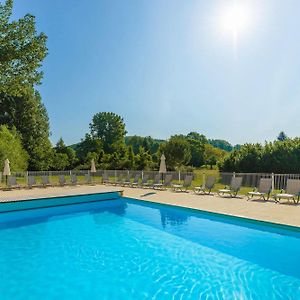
102,173 -> 194,192
106,173 -> 300,203
218,177 -> 300,204
4,173 -> 300,204
4,174 -> 94,189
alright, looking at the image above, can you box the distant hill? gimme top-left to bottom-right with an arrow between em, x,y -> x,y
69,143 -> 80,151
68,136 -> 166,154
125,136 -> 165,154
124,136 -> 165,145
208,139 -> 233,152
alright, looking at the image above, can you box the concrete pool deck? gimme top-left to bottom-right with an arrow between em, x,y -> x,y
0,184 -> 300,227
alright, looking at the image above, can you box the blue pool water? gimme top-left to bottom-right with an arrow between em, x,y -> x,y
0,197 -> 300,299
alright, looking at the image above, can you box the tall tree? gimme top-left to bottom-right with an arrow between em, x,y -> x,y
0,0 -> 50,170
75,134 -> 103,164
0,88 -> 53,170
135,146 -> 153,170
0,0 -> 47,95
55,138 -> 77,169
90,112 -> 126,153
0,125 -> 28,171
163,135 -> 191,170
204,144 -> 226,169
186,132 -> 206,167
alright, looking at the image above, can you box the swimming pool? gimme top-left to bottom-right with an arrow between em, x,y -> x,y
0,196 -> 300,299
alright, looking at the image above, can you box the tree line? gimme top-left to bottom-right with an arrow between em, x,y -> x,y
219,132 -> 300,173
68,112 -> 227,171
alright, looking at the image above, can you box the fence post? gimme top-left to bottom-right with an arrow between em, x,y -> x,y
115,170 -> 117,183
202,173 -> 206,188
233,172 -> 236,178
141,170 -> 144,180
178,171 -> 181,182
271,173 -> 274,192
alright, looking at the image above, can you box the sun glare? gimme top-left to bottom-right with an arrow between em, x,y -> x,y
220,3 -> 251,34
217,1 -> 255,52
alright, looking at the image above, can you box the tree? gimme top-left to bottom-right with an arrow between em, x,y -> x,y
125,135 -> 163,154
0,1 -> 50,170
135,146 -> 153,170
218,140 -> 300,173
55,138 -> 77,169
75,134 -> 103,164
277,131 -> 288,141
163,135 -> 191,170
51,152 -> 69,171
90,112 -> 126,153
186,132 -> 206,167
122,145 -> 135,169
0,88 -> 53,170
0,0 -> 48,95
186,132 -> 207,144
204,144 -> 226,169
0,125 -> 28,171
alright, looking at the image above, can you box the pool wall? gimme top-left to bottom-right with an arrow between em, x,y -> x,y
0,191 -> 122,213
124,197 -> 300,233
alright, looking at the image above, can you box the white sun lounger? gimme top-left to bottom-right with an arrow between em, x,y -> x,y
218,177 -> 242,198
247,178 -> 272,201
274,179 -> 300,204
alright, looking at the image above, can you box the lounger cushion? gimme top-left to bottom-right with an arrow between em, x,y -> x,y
275,193 -> 294,198
172,184 -> 182,188
194,186 -> 204,190
248,191 -> 265,196
218,189 -> 231,193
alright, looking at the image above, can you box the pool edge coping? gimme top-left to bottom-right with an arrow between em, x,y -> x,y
0,190 -> 124,214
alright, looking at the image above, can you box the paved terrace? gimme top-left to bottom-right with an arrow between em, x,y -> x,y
0,184 -> 300,227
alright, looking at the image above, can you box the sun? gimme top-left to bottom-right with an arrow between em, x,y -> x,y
220,3 -> 251,35
217,1 -> 255,50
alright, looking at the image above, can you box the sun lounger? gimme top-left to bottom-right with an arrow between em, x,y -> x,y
71,174 -> 78,185
7,176 -> 20,189
194,176 -> 216,195
172,175 -> 193,192
27,176 -> 39,189
218,177 -> 242,198
41,175 -> 51,187
139,175 -> 150,188
59,175 -> 66,186
247,178 -> 272,201
274,179 -> 300,204
142,174 -> 158,188
153,174 -> 173,190
130,174 -> 141,187
85,174 -> 93,185
114,176 -> 125,186
107,175 -> 117,185
102,173 -> 109,184
148,174 -> 161,189
122,175 -> 132,186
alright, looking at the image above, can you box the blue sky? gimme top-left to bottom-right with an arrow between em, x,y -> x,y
11,0 -> 300,145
